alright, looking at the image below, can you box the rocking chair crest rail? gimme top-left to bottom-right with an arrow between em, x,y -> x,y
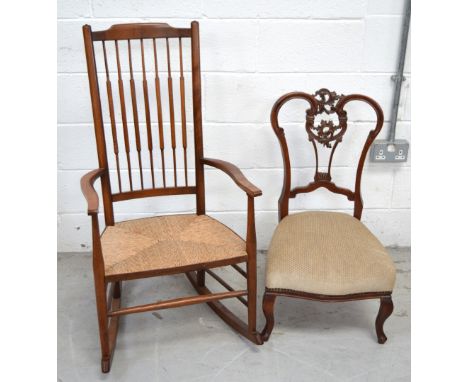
81,21 -> 263,373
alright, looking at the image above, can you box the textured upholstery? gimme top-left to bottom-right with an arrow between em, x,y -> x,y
265,212 -> 396,295
101,214 -> 247,277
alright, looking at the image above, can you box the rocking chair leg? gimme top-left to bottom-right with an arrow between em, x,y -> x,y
197,270 -> 205,287
94,279 -> 111,373
375,295 -> 394,344
261,292 -> 277,342
113,281 -> 121,299
246,259 -> 257,335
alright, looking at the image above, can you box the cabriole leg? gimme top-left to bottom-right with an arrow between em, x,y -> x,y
261,292 -> 277,342
375,295 -> 394,344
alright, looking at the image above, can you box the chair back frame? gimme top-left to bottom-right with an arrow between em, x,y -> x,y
270,89 -> 384,221
83,22 -> 206,227
263,90 -> 392,345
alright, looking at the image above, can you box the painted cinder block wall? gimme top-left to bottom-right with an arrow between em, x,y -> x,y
58,0 -> 411,252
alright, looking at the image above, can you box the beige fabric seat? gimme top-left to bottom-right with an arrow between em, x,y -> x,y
265,211 -> 396,296
101,214 -> 247,278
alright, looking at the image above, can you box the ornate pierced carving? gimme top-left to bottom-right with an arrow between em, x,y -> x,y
270,89 -> 384,221
315,88 -> 341,114
314,171 -> 331,182
305,88 -> 348,148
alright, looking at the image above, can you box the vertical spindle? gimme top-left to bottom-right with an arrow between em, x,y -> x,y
140,39 -> 155,188
153,38 -> 167,187
166,38 -> 177,186
179,37 -> 188,186
115,40 -> 133,191
102,41 -> 122,193
128,40 -> 144,189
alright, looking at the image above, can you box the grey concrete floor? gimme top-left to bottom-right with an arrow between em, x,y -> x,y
58,248 -> 410,382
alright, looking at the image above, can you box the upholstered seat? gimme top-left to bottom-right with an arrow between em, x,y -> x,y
101,214 -> 247,278
265,211 -> 396,296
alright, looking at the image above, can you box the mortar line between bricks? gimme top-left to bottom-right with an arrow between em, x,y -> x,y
57,17 -> 366,22
57,120 -> 408,124
58,208 -> 411,215
59,166 -> 411,172
58,71 -> 407,76
58,165 -> 410,172
57,121 -> 412,126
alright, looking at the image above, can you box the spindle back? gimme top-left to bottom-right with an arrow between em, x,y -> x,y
83,22 -> 205,225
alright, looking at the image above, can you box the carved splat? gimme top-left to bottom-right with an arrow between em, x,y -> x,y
305,88 -> 347,149
302,88 -> 348,186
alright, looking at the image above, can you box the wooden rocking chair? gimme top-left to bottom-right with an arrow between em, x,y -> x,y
261,89 -> 396,343
80,22 -> 263,373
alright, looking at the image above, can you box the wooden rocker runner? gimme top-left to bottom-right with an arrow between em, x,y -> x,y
81,22 -> 263,373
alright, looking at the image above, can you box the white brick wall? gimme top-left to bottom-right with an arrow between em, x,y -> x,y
58,0 -> 411,251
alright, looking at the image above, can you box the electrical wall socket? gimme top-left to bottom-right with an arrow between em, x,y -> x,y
370,140 -> 409,162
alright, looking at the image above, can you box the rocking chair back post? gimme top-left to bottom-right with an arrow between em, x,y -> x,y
246,195 -> 257,332
83,25 -> 114,226
191,21 -> 206,215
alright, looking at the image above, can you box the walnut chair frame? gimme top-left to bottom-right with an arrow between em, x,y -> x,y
261,89 -> 394,344
81,22 -> 263,373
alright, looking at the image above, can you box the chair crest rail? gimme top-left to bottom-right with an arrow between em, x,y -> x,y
91,23 -> 191,41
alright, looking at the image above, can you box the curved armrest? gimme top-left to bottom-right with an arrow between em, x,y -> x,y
80,168 -> 106,215
201,158 -> 262,197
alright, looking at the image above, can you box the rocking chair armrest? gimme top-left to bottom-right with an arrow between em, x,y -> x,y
201,158 -> 262,197
80,168 -> 106,215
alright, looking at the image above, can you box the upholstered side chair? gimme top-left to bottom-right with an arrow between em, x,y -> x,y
261,89 -> 396,344
81,22 -> 263,373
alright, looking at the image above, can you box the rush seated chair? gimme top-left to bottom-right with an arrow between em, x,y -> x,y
261,89 -> 396,344
80,22 -> 263,373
